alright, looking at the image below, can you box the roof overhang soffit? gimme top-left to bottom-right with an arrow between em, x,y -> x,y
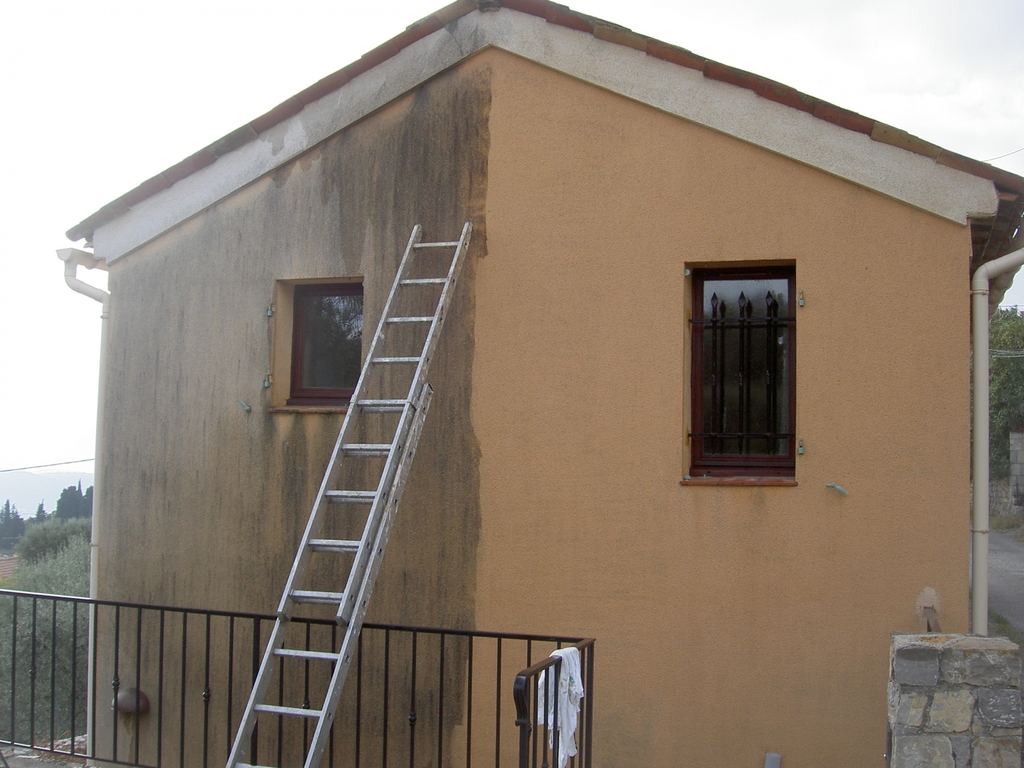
79,6 -> 1001,262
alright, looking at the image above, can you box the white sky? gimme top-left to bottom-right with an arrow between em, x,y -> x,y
0,0 -> 1022,474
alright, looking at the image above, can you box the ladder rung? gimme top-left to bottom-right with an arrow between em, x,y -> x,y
236,763 -> 278,768
413,241 -> 460,248
325,490 -> 376,503
386,316 -> 433,323
400,278 -> 447,285
274,648 -> 340,661
291,590 -> 345,605
342,443 -> 392,456
254,704 -> 323,719
308,538 -> 360,553
356,399 -> 407,412
373,356 -> 421,364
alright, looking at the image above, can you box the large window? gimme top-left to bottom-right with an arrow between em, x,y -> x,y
288,282 -> 364,405
690,266 -> 795,477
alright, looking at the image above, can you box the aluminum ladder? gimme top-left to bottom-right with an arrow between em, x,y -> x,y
226,222 -> 472,768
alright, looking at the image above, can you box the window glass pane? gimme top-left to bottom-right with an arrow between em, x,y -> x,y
299,293 -> 363,390
700,277 -> 790,456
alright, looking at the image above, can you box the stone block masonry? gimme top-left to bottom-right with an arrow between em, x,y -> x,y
888,634 -> 1022,768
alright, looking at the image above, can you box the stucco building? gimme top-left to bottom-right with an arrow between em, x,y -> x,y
61,1 -> 1024,765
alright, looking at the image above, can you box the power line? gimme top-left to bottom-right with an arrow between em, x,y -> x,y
983,146 -> 1024,162
0,459 -> 94,474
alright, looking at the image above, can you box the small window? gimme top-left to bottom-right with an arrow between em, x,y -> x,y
690,266 -> 795,476
288,283 -> 364,405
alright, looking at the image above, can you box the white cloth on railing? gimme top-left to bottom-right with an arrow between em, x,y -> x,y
536,647 -> 584,768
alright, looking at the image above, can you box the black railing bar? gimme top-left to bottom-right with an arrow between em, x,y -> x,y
277,642 -> 284,768
135,606 -> 144,766
157,610 -> 165,768
465,635 -> 473,768
494,637 -> 501,768
250,619 -> 260,767
355,629 -> 362,768
113,604 -> 121,762
49,598 -> 57,748
0,591 -> 588,645
9,594 -> 16,743
90,600 -> 98,760
178,613 -> 187,768
29,598 -> 38,749
436,633 -> 444,768
583,645 -> 594,768
382,628 -> 390,768
202,613 -> 212,768
70,601 -> 78,757
408,630 -> 417,768
302,622 -> 312,761
226,615 -> 235,763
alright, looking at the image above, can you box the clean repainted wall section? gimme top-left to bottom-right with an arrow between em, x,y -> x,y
474,51 -> 971,767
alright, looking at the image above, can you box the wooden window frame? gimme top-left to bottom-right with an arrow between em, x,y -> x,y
689,265 -> 796,478
288,282 -> 363,406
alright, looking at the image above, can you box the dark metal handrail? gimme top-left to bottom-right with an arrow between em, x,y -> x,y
0,589 -> 593,768
513,639 -> 594,768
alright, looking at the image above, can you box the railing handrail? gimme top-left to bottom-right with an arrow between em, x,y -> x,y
512,638 -> 595,768
0,589 -> 586,644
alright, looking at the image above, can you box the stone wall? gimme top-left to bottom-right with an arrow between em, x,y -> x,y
888,634 -> 1022,767
1011,430 -> 1024,508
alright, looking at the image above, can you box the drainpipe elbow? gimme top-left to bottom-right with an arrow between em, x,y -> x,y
57,247 -> 109,312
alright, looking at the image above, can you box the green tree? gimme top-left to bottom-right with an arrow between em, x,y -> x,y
989,307 -> 1024,479
0,500 -> 26,550
16,518 -> 91,564
54,482 -> 92,520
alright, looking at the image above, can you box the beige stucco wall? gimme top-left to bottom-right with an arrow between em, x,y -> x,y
472,52 -> 970,766
92,48 -> 973,768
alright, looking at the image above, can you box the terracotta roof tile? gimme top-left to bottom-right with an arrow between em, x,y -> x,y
646,40 -> 705,72
207,126 -> 259,158
938,151 -> 1024,195
543,3 -> 594,33
431,0 -> 477,25
870,123 -> 942,159
593,22 -> 647,52
500,0 -> 550,20
811,102 -> 873,136
750,78 -> 815,114
249,98 -> 304,135
160,149 -> 217,187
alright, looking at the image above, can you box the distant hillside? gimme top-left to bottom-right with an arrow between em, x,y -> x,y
0,472 -> 95,517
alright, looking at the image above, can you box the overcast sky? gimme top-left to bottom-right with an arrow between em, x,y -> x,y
1,0 -> 1022,475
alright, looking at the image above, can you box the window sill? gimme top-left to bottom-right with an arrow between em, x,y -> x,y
680,476 -> 797,487
268,405 -> 349,414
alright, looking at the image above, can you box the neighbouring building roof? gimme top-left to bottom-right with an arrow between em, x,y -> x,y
67,0 -> 1024,280
0,555 -> 19,580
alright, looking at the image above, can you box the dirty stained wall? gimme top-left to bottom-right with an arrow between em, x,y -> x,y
95,46 -> 976,768
95,57 -> 490,768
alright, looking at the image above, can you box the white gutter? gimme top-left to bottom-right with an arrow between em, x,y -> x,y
56,247 -> 109,601
971,245 -> 1024,635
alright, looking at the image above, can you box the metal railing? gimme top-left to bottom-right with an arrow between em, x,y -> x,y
0,590 -> 593,768
512,641 -> 594,768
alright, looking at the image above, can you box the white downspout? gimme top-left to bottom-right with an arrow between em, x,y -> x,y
56,247 -> 109,601
971,245 -> 1024,635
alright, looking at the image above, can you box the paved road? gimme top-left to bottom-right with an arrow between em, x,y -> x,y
0,748 -> 82,768
989,530 -> 1024,632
